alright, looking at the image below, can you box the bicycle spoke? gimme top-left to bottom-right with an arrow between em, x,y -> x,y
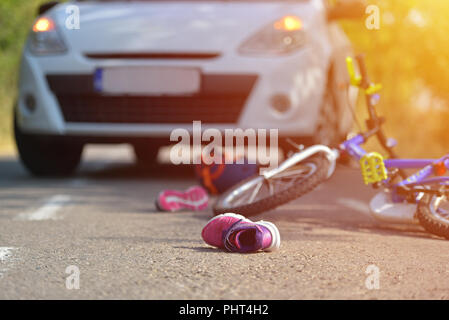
430,195 -> 449,223
232,178 -> 264,206
437,208 -> 449,217
272,167 -> 310,179
270,168 -> 311,190
248,180 -> 263,204
220,161 -> 318,210
233,190 -> 252,206
265,178 -> 274,196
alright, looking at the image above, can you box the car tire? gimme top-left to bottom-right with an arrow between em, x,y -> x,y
133,143 -> 160,166
313,71 -> 341,148
14,113 -> 83,177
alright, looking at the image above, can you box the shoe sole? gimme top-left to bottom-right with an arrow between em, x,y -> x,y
256,220 -> 281,251
157,186 -> 208,212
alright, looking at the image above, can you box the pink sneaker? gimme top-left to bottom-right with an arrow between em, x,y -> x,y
156,186 -> 209,212
201,213 -> 280,253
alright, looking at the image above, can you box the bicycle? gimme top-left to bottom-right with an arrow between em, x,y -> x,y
213,54 -> 449,240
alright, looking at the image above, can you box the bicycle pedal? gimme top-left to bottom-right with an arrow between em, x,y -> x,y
360,152 -> 388,185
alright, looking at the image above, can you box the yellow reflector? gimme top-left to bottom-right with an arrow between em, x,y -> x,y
346,57 -> 362,87
360,152 -> 388,185
274,16 -> 303,31
33,17 -> 54,32
365,83 -> 383,95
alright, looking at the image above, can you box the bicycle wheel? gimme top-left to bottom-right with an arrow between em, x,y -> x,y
213,154 -> 330,217
417,193 -> 449,239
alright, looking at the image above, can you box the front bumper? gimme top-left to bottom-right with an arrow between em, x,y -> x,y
17,46 -> 328,138
46,73 -> 257,125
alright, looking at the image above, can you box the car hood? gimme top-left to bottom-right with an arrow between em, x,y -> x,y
51,1 -> 321,54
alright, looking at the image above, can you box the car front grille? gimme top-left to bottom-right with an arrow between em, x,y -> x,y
46,74 -> 257,124
84,52 -> 221,60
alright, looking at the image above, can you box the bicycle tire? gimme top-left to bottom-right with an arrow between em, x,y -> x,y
213,154 -> 330,217
417,193 -> 449,240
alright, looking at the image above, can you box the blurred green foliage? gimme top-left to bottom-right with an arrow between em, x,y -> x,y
0,0 -> 448,157
0,0 -> 48,148
341,0 -> 449,157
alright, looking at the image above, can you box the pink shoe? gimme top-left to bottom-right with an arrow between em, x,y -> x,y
156,186 -> 209,212
201,213 -> 280,253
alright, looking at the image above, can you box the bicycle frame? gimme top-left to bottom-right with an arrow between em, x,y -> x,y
337,54 -> 449,204
341,133 -> 449,203
263,54 -> 449,207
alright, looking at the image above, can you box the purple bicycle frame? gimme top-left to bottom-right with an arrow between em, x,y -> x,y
341,134 -> 449,202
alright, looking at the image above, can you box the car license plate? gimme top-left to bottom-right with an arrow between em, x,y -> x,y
94,66 -> 201,95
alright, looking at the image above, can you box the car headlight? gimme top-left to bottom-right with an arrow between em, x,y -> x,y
239,16 -> 306,55
29,17 -> 67,55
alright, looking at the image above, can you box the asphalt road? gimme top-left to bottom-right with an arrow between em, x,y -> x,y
1,145 -> 449,300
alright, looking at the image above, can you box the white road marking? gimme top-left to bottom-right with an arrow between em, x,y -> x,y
69,178 -> 89,188
82,144 -> 135,170
0,247 -> 14,262
337,198 -> 372,217
16,195 -> 71,221
0,247 -> 16,279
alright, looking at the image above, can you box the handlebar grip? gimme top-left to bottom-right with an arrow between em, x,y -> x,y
346,57 -> 361,87
355,54 -> 369,88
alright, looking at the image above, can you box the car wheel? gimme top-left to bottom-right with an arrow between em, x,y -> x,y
14,113 -> 83,177
133,143 -> 160,166
314,77 -> 341,147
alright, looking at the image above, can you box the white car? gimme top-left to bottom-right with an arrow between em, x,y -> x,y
15,0 -> 363,176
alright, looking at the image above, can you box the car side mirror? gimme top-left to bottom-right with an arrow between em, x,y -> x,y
37,1 -> 59,16
327,0 -> 366,21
